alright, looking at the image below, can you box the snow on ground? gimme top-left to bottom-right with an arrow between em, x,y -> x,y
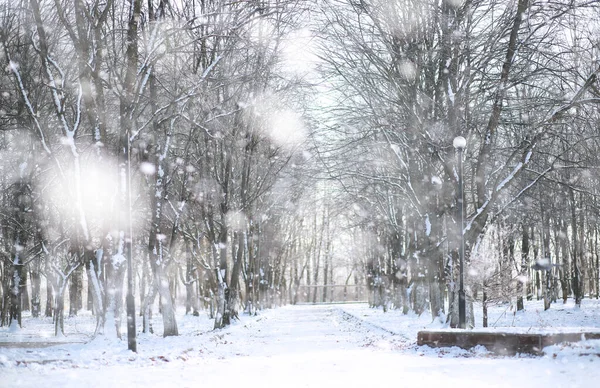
342,297 -> 600,336
1,299 -> 600,387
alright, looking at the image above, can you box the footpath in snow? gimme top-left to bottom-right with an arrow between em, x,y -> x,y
1,302 -> 600,387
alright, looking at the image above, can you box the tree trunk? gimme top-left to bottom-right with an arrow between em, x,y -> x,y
517,224 -> 529,311
142,267 -> 158,335
87,249 -> 105,335
30,267 -> 41,318
0,269 -> 8,326
104,247 -> 126,339
596,226 -> 600,299
570,188 -> 582,306
45,278 -> 53,318
552,219 -> 562,304
69,267 -> 82,316
323,255 -> 330,303
214,228 -> 230,329
54,283 -> 66,337
225,231 -> 245,322
560,219 -> 570,304
148,235 -> 179,336
9,259 -> 24,328
185,243 -> 199,316
9,177 -> 29,328
541,205 -> 551,311
312,211 -> 323,304
145,149 -> 178,336
483,287 -> 488,328
86,261 -> 94,313
428,247 -> 445,322
21,269 -> 29,312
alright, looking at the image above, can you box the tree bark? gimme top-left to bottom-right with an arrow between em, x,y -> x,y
54,284 -> 66,336
69,267 -> 82,316
45,276 -> 53,318
570,188 -> 582,306
541,205 -> 551,311
30,266 -> 41,318
214,227 -> 230,329
517,224 -> 529,311
21,269 -> 29,312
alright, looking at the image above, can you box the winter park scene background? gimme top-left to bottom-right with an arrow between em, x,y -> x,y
2,0 -> 600,386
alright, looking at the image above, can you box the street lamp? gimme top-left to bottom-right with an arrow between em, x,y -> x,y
453,136 -> 467,329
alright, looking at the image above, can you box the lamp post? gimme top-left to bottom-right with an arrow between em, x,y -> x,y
453,136 -> 467,329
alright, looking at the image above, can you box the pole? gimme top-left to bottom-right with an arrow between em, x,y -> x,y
126,131 -> 137,352
126,254 -> 136,351
457,146 -> 466,329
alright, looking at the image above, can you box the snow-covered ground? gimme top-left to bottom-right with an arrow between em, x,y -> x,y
1,299 -> 600,387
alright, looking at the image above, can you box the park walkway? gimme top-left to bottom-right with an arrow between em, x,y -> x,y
1,305 -> 599,388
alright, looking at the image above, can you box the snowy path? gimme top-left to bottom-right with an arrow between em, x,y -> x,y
2,305 -> 599,387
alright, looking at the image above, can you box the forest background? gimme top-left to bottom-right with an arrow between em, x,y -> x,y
1,0 -> 600,339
